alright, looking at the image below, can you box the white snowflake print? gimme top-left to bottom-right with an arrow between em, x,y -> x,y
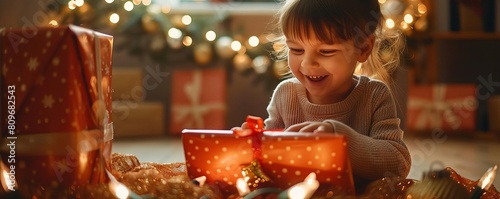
27,57 -> 39,71
42,95 -> 55,108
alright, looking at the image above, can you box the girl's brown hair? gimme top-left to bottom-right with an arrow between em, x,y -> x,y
272,0 -> 405,85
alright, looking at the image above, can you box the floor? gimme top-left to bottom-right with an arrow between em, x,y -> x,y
112,132 -> 500,189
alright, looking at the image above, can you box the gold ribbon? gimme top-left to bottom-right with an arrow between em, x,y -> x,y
0,129 -> 105,155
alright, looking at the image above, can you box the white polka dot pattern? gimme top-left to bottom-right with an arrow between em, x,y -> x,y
182,130 -> 355,197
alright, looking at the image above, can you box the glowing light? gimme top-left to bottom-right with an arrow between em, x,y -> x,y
109,13 -> 120,24
75,0 -> 84,7
401,21 -> 409,30
385,18 -> 395,29
231,40 -> 242,52
105,0 -> 114,3
147,5 -> 161,14
49,20 -> 58,26
162,5 -> 171,14
287,172 -> 319,199
378,0 -> 386,4
124,1 -> 134,11
114,184 -> 129,199
418,3 -> 427,14
142,0 -> 151,6
68,1 -> 76,10
168,28 -> 182,39
206,31 -> 216,41
248,36 -> 259,47
236,178 -> 250,196
181,15 -> 192,25
132,0 -> 141,5
479,165 -> 497,190
404,14 -> 414,24
183,36 -> 193,46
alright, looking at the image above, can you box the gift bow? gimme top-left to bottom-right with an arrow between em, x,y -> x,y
233,115 -> 265,160
408,85 -> 477,130
173,70 -> 225,128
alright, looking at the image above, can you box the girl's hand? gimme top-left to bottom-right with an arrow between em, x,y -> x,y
285,122 -> 334,133
231,122 -> 249,131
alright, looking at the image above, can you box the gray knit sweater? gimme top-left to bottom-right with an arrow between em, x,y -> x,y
264,75 -> 411,186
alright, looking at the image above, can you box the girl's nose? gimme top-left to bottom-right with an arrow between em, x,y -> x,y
301,53 -> 319,68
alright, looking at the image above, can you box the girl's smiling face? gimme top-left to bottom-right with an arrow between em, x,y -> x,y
286,29 -> 373,104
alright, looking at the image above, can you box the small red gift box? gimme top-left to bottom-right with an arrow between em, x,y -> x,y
170,68 -> 226,135
182,116 -> 354,198
406,84 -> 478,132
0,25 -> 113,193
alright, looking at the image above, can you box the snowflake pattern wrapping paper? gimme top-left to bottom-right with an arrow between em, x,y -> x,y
0,25 -> 113,195
182,128 -> 355,198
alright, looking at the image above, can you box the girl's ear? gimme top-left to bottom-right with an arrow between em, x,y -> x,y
357,35 -> 375,62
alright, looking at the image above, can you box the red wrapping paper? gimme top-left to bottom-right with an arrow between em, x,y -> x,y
407,84 -> 477,132
182,126 -> 354,197
0,25 -> 113,193
170,68 -> 226,135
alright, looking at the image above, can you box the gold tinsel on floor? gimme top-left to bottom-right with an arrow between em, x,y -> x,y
1,153 -> 499,199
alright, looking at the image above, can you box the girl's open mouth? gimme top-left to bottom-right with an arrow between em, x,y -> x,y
306,75 -> 328,82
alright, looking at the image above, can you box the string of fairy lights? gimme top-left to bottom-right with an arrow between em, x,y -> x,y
46,0 -> 428,84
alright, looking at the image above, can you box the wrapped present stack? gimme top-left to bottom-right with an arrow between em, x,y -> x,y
112,67 -> 165,137
0,25 -> 113,197
407,84 -> 478,134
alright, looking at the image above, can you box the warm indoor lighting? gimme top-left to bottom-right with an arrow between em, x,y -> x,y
105,0 -> 114,3
479,165 -> 497,190
181,15 -> 192,25
183,36 -> 193,46
68,0 -> 76,10
236,178 -> 250,196
74,0 -> 84,7
248,36 -> 259,47
109,13 -> 120,24
206,31 -> 216,41
378,0 -> 386,4
161,5 -> 171,14
132,0 -> 141,5
168,28 -> 182,39
142,0 -> 151,6
385,18 -> 395,29
404,14 -> 414,24
49,20 -> 58,26
417,3 -> 427,14
124,1 -> 134,11
286,172 -> 319,199
231,41 -> 242,51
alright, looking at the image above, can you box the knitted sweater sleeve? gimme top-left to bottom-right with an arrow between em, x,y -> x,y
264,80 -> 286,130
325,85 -> 411,181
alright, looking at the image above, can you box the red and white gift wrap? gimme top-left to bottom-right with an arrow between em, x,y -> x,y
407,84 -> 478,132
170,68 -> 226,135
0,25 -> 113,192
182,117 -> 355,197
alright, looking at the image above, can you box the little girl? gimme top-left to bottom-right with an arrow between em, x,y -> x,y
241,0 -> 411,190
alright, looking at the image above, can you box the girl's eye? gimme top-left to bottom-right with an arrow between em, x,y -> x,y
320,50 -> 337,55
289,48 -> 304,54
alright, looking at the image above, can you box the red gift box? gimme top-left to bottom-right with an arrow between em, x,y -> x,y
182,117 -> 354,197
0,25 -> 113,193
406,84 -> 478,132
170,68 -> 226,135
